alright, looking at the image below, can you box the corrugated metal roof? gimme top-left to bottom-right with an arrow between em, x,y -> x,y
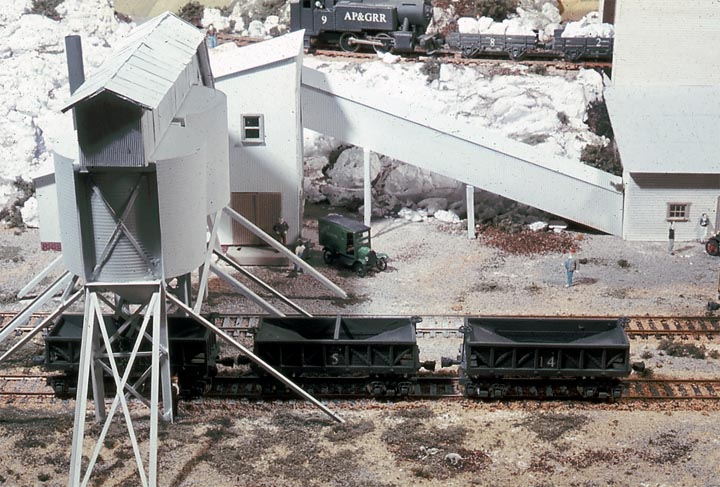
62,12 -> 205,112
210,30 -> 304,80
605,85 -> 720,173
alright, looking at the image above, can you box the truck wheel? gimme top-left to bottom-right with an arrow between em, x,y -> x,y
376,257 -> 387,271
706,238 -> 720,256
353,262 -> 367,277
323,249 -> 335,264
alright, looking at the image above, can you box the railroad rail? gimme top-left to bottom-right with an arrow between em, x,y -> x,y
0,374 -> 56,399
624,379 -> 720,400
217,34 -> 610,70
3,313 -> 720,341
204,375 -> 720,401
3,371 -> 720,402
625,317 -> 720,340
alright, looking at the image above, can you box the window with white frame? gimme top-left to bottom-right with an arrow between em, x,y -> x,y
241,114 -> 264,143
666,202 -> 690,221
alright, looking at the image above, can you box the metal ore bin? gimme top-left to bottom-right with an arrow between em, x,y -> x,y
460,317 -> 630,379
254,316 -> 420,377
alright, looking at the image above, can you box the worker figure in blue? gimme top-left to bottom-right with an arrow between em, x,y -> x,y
564,249 -> 577,288
206,24 -> 218,48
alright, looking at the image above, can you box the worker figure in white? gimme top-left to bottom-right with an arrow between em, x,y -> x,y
293,239 -> 306,274
700,212 -> 712,243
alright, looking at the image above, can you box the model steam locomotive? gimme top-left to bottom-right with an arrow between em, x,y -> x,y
290,0 -> 613,61
291,0 -> 435,53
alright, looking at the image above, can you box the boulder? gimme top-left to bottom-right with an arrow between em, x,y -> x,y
327,147 -> 382,189
417,197 -> 448,215
434,209 -> 460,223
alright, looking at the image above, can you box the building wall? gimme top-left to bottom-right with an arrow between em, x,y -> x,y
216,57 -> 304,246
622,173 -> 720,241
35,176 -> 61,248
613,0 -> 720,86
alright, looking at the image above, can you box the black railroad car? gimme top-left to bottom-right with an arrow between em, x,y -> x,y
446,32 -> 539,60
45,314 -> 219,397
253,315 -> 425,395
456,317 -> 630,399
290,0 -> 434,53
550,29 -> 613,61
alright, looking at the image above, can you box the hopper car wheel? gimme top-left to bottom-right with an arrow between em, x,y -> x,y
373,33 -> 393,54
565,50 -> 582,62
339,32 -> 360,52
706,238 -> 720,256
323,249 -> 335,264
353,262 -> 367,277
376,257 -> 388,271
509,49 -> 526,61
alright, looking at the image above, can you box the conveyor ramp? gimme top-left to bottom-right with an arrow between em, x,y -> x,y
301,67 -> 623,235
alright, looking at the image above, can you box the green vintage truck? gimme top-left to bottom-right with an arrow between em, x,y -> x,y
318,214 -> 388,277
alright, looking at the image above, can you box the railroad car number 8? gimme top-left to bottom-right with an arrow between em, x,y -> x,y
321,15 -> 327,24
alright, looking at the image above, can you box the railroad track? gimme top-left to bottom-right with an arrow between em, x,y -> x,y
4,371 -> 720,402
625,317 -> 720,339
624,379 -> 720,400
0,374 -> 56,399
4,313 -> 720,341
216,33 -> 610,70
205,375 -> 720,401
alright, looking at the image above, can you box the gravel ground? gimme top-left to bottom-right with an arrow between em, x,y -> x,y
1,207 -> 720,487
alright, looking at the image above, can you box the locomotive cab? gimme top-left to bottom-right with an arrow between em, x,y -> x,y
291,0 -> 434,53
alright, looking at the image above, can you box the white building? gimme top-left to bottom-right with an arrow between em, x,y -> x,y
605,0 -> 720,241
210,31 -> 305,249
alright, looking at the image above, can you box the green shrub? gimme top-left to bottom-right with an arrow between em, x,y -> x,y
657,339 -> 707,359
581,142 -> 622,176
178,1 -> 205,27
474,0 -> 519,20
29,0 -> 62,21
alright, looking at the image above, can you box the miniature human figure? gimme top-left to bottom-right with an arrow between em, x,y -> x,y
273,217 -> 289,246
563,249 -> 577,288
206,24 -> 218,49
700,213 -> 711,243
668,222 -> 675,255
293,239 -> 306,274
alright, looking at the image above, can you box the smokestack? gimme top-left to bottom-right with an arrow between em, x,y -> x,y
64,35 -> 85,94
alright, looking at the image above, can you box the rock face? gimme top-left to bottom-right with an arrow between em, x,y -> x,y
303,140 -> 466,216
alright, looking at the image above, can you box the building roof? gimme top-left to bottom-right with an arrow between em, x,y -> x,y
210,30 -> 304,80
62,12 -> 206,112
605,85 -> 720,173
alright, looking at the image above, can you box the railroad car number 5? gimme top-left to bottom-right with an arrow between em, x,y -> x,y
321,15 -> 327,24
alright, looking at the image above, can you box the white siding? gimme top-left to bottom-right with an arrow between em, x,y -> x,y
613,0 -> 720,86
216,57 -> 304,245
155,126 -> 208,279
623,173 -> 720,241
36,178 -> 60,245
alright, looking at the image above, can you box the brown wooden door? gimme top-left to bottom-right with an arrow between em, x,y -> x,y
230,192 -> 282,245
